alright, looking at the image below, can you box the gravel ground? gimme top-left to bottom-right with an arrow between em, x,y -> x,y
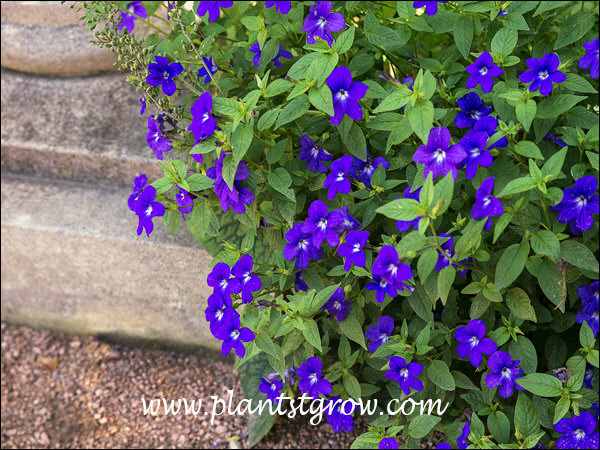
1,323 -> 363,449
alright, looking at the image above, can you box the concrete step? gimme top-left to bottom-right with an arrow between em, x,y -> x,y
1,172 -> 218,350
1,68 -> 161,185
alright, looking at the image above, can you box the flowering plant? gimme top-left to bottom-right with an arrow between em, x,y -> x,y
82,1 -> 599,448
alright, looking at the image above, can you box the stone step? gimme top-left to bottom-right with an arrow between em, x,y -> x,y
0,172 -> 219,350
1,68 -> 162,185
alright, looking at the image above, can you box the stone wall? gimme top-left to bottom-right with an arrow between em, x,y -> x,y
0,1 -> 219,351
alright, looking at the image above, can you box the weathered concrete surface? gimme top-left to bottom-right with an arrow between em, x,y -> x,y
2,1 -> 85,27
1,68 -> 161,185
1,173 -> 219,350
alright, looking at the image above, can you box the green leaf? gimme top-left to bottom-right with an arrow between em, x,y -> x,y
553,395 -> 570,424
418,248 -> 438,283
455,219 -> 486,259
306,53 -> 339,86
266,139 -> 288,164
506,287 -> 537,322
372,87 -> 412,113
407,100 -> 434,144
554,11 -> 596,49
258,108 -> 280,130
432,172 -> 455,216
531,230 -> 561,261
518,373 -> 562,397
541,147 -> 567,179
186,174 -> 213,191
562,73 -> 598,94
488,411 -> 510,444
491,27 -> 518,56
514,140 -> 543,159
151,177 -> 174,194
437,266 -> 456,306
580,321 -> 595,349
369,112 -> 404,131
231,122 -> 254,166
498,177 -> 538,197
407,415 -> 441,439
308,83 -> 334,116
514,392 -> 540,438
288,53 -> 321,79
254,333 -> 281,361
515,100 -> 536,133
509,335 -> 538,374
427,360 -> 455,391
560,240 -> 599,274
453,15 -> 473,59
333,26 -> 355,54
495,240 -> 530,290
537,256 -> 567,309
267,167 -> 294,201
309,284 -> 340,313
341,122 -> 367,160
537,95 -> 586,119
343,374 -> 362,399
376,198 -> 422,221
275,95 -> 310,129
265,79 -> 292,97
302,319 -> 322,352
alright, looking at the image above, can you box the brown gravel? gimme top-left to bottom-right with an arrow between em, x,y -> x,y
1,323 -> 363,449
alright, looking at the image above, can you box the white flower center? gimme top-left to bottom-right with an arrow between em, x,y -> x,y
469,336 -> 479,347
310,146 -> 320,158
202,113 -> 210,123
270,383 -> 278,391
317,17 -> 328,28
309,373 -> 319,385
298,239 -> 308,250
575,429 -> 586,440
318,218 -> 328,230
388,264 -> 398,277
219,279 -> 228,289
539,71 -> 549,80
483,196 -> 491,207
333,301 -> 341,310
336,89 -> 349,101
471,110 -> 480,119
577,195 -> 587,206
501,367 -> 512,378
400,368 -> 409,378
379,280 -> 387,288
470,147 -> 481,157
479,67 -> 488,75
215,309 -> 223,320
434,148 -> 446,162
145,205 -> 153,217
336,171 -> 345,182
353,243 -> 361,253
230,329 -> 240,340
243,272 -> 252,283
379,333 -> 390,343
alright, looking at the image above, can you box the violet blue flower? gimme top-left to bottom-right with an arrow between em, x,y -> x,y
295,270 -> 308,292
333,206 -> 361,234
372,246 -> 413,292
250,43 -> 292,68
324,155 -> 353,200
435,233 -> 456,271
576,281 -> 599,337
365,316 -> 394,353
366,275 -> 398,304
579,38 -> 599,79
302,200 -> 343,247
266,1 -> 291,14
338,230 -> 369,271
146,56 -> 183,96
284,223 -> 323,269
435,444 -> 451,449
457,130 -> 493,180
128,174 -> 147,212
197,1 -> 233,23
455,319 -> 498,367
207,153 -> 254,214
139,96 -> 146,115
457,422 -> 470,449
175,187 -> 194,217
119,1 -> 146,33
207,262 -> 241,298
497,8 -> 508,16
205,293 -> 234,336
466,52 -> 504,93
455,92 -> 492,128
135,186 -> 165,236
326,66 -> 369,126
396,187 -> 422,232
520,53 -> 566,96
545,133 -> 567,147
297,357 -> 332,399
189,92 -> 216,145
413,127 -> 466,181
385,356 -> 424,395
413,1 -> 447,15
584,364 -> 594,390
350,153 -> 390,188
472,177 -> 504,231
299,135 -> 333,173
301,1 -> 345,47
197,56 -> 218,83
146,114 -> 172,160
259,377 -> 283,404
485,351 -> 524,398
555,411 -> 599,449
379,437 -> 399,449
213,309 -> 255,358
232,254 -> 262,304
550,176 -> 599,234
321,287 -> 352,321
325,397 -> 356,433
472,115 -> 508,149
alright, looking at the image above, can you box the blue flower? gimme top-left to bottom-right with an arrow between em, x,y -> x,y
325,397 -> 356,433
584,364 -> 594,389
457,130 -> 493,180
324,155 -> 353,200
326,66 -> 369,126
259,377 -> 283,404
135,186 -> 165,236
232,254 -> 262,304
299,135 -> 333,173
579,38 -> 599,79
555,411 -> 599,449
284,223 -> 323,269
189,92 -> 216,145
379,437 -> 399,449
207,153 -> 254,214
249,43 -> 292,68
435,444 -> 451,449
119,1 -> 146,33
302,200 -> 343,247
295,270 -> 308,292
128,174 -> 147,212
333,206 -> 361,234
213,309 -> 255,358
338,230 -> 369,271
204,293 -> 234,337
413,1 -> 447,15
550,176 -> 599,234
455,92 -> 492,128
297,357 -> 332,399
372,246 -> 413,292
175,186 -> 194,217
350,153 -> 390,188
455,319 -> 498,367
196,1 -> 233,23
301,1 -> 345,47
385,356 -> 424,395
457,422 -> 470,449
472,177 -> 504,231
413,127 -> 466,181
485,351 -> 524,398
265,1 -> 291,14
576,281 -> 599,337
197,56 -> 218,83
466,52 -> 503,93
207,262 -> 241,298
365,316 -> 394,353
146,56 -> 183,96
520,53 -> 566,96
321,287 -> 352,321
545,133 -> 567,147
366,275 -> 398,304
396,187 -> 422,232
139,96 -> 146,115
146,114 -> 172,160
435,233 -> 455,271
